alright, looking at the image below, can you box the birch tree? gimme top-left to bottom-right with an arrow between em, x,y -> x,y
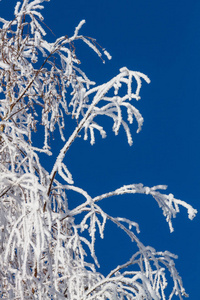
0,0 -> 197,299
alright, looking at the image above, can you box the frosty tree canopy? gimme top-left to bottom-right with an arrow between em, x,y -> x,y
0,0 -> 197,299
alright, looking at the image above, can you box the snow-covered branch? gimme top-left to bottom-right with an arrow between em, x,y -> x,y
0,0 -> 197,299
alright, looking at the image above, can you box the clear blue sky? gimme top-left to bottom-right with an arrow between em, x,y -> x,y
1,0 -> 200,298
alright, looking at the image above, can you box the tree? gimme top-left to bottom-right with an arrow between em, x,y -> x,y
0,0 -> 197,299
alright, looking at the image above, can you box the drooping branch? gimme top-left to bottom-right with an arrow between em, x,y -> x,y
49,68 -> 150,191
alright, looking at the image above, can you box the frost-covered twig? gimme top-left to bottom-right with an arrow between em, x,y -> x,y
49,68 -> 150,187
93,184 -> 197,232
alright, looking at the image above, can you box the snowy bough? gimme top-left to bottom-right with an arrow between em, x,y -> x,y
0,0 -> 197,299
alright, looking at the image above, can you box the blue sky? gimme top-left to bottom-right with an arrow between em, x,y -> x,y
1,0 -> 200,298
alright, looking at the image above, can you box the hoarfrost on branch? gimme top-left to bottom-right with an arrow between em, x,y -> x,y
0,0 -> 197,299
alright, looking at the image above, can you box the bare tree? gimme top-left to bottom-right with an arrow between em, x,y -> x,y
0,0 -> 197,299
